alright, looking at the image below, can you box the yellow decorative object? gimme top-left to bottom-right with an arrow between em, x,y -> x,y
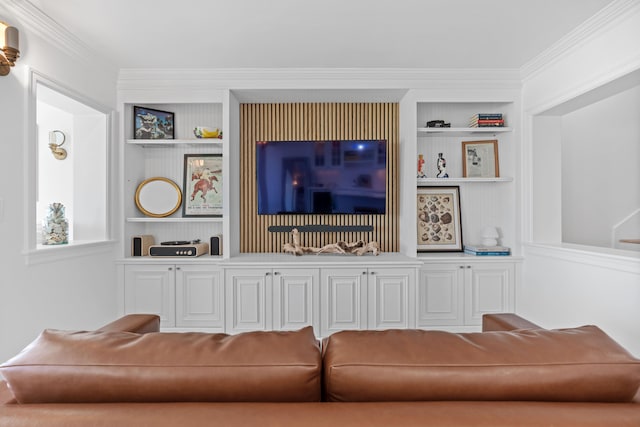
194,127 -> 223,139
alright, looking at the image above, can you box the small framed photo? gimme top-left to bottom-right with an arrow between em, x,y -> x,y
462,139 -> 499,178
417,186 -> 463,252
183,154 -> 223,217
133,106 -> 175,140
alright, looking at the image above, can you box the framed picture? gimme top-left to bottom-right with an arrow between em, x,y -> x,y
462,139 -> 499,178
417,186 -> 463,252
133,106 -> 175,140
183,154 -> 223,217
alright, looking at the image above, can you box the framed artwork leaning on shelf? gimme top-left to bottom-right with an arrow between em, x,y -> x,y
133,106 -> 175,140
417,186 -> 463,252
462,139 -> 499,178
183,154 -> 223,217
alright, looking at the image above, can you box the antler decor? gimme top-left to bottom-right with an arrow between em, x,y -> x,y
283,228 -> 379,256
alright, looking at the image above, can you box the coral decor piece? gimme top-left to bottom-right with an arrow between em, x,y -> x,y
42,202 -> 69,245
283,228 -> 379,256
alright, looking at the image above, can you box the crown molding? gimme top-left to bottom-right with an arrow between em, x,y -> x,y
118,67 -> 522,92
2,0 -> 117,74
520,0 -> 640,81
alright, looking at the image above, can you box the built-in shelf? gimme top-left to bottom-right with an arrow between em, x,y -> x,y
126,217 -> 223,223
417,127 -> 512,137
417,177 -> 513,185
126,139 -> 224,148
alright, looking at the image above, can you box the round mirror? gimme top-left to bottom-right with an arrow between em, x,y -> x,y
135,177 -> 182,217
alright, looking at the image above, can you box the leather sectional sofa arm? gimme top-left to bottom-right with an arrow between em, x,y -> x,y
96,314 -> 160,334
482,313 -> 542,332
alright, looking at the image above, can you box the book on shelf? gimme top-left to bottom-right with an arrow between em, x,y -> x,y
464,250 -> 511,256
470,113 -> 503,120
463,244 -> 511,256
469,113 -> 505,128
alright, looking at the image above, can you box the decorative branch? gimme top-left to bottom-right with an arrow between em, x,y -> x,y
283,228 -> 379,256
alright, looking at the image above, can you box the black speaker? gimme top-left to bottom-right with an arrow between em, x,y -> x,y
210,235 -> 222,256
132,235 -> 154,256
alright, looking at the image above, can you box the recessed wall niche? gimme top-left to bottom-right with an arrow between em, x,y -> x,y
240,103 -> 399,253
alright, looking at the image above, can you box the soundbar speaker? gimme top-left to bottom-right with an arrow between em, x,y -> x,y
210,235 -> 222,256
132,235 -> 155,256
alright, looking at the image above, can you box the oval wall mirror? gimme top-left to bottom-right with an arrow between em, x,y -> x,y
134,177 -> 182,217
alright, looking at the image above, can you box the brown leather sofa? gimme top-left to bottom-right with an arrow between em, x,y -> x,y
1,313 -> 639,426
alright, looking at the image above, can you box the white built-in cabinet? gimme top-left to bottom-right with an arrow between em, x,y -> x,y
418,260 -> 516,330
123,264 -> 223,330
320,267 -> 415,336
117,91 -> 522,336
224,267 -> 320,334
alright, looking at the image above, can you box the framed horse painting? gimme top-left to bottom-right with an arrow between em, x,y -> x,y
183,154 -> 223,217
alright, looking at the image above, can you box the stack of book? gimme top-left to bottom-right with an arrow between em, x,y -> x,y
469,113 -> 505,128
463,245 -> 511,256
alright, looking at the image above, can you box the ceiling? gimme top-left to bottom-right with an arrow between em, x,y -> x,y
26,0 -> 613,70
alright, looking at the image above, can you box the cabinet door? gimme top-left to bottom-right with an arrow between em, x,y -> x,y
320,268 -> 368,336
175,265 -> 224,330
417,264 -> 464,327
124,265 -> 175,328
368,267 -> 414,330
273,268 -> 320,331
225,269 -> 272,333
464,263 -> 515,325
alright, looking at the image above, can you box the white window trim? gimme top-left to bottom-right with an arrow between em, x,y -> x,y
24,69 -> 116,265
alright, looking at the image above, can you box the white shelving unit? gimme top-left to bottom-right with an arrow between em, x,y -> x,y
417,127 -> 512,136
121,102 -> 226,260
126,139 -> 224,148
416,101 -> 517,252
417,177 -> 513,185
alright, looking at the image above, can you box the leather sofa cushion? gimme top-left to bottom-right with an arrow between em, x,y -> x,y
323,326 -> 640,402
0,327 -> 321,403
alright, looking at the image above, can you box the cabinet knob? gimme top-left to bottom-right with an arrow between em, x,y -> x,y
274,271 -> 280,276
168,267 -> 173,271
176,267 -> 181,270
370,271 -> 376,275
362,271 -> 367,275
265,272 -> 271,276
466,265 -> 472,269
459,265 -> 464,269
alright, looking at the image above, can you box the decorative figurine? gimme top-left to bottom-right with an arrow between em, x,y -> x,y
436,153 -> 449,178
42,202 -> 69,245
417,154 -> 426,178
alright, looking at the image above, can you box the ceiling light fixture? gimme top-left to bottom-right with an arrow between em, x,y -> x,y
0,21 -> 20,77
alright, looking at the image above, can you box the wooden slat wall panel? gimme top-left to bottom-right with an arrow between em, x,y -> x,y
240,103 -> 399,253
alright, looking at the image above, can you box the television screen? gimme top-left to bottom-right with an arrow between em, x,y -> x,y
256,140 -> 387,215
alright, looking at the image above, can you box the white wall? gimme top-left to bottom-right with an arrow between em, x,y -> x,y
561,85 -> 640,248
0,5 -> 118,363
520,0 -> 640,355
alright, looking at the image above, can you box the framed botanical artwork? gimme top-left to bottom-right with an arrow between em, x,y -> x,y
462,139 -> 499,178
417,186 -> 463,252
183,154 -> 223,217
133,106 -> 175,139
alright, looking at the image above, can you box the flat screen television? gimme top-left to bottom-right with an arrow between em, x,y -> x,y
256,140 -> 387,215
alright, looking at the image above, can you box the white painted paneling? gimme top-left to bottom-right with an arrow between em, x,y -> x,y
518,244 -> 640,356
176,265 -> 224,329
369,268 -> 411,329
418,265 -> 463,326
321,269 -> 367,336
225,269 -> 270,333
124,265 -> 175,327
273,268 -> 319,331
465,264 -> 514,325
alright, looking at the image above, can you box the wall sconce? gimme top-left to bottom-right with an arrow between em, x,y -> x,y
0,21 -> 20,77
49,130 -> 67,160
